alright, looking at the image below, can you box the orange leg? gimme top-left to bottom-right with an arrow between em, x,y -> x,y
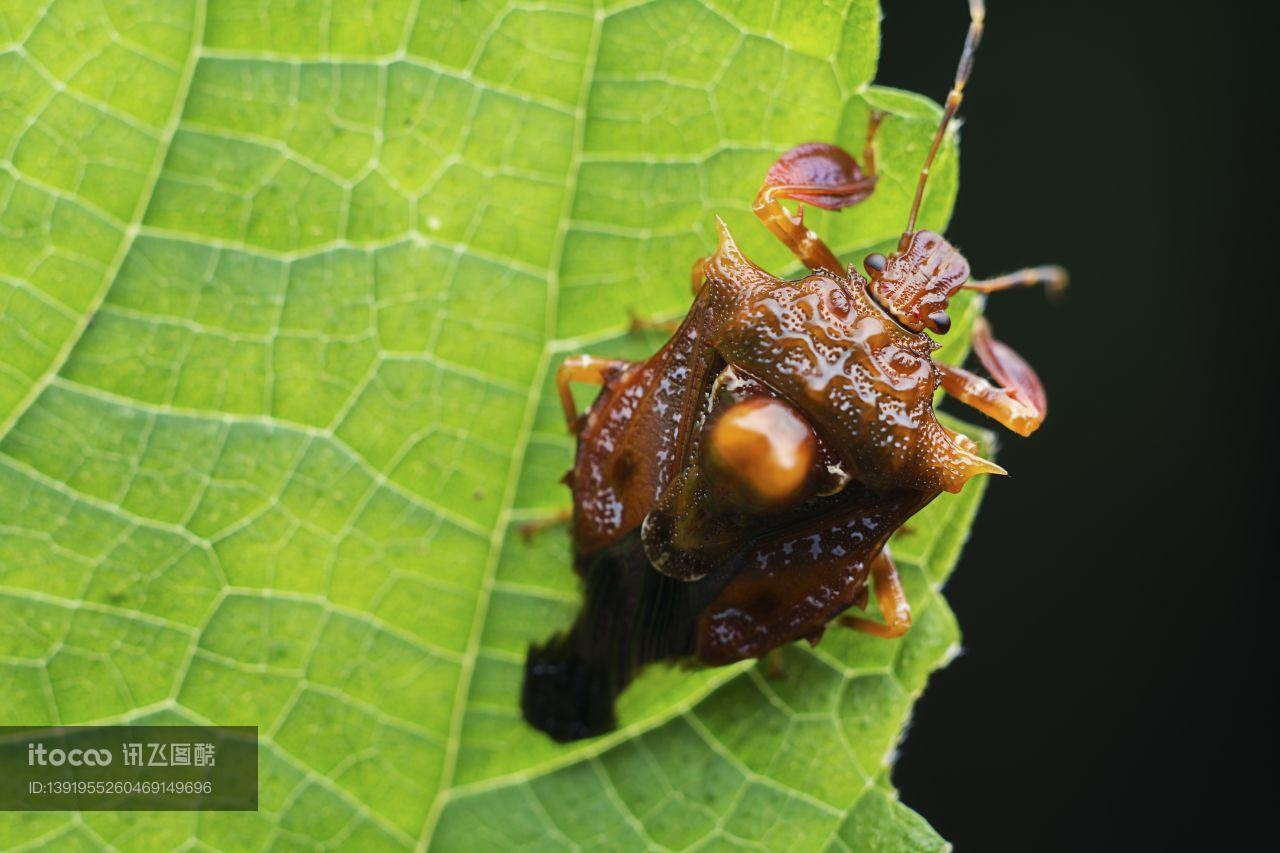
752,192 -> 844,273
937,317 -> 1046,437
966,264 -> 1068,296
556,355 -> 633,432
838,547 -> 911,639
519,506 -> 572,544
752,112 -> 885,274
627,309 -> 683,335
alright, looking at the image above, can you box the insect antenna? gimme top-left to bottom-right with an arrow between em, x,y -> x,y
905,0 -> 986,235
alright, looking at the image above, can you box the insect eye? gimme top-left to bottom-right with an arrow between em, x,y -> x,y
863,253 -> 887,274
927,310 -> 952,334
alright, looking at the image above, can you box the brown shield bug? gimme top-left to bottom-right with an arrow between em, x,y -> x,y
523,0 -> 1066,742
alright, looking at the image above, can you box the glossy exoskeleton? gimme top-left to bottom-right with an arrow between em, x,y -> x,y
523,0 -> 1065,742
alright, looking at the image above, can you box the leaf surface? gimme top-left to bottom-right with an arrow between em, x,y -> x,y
0,0 -> 985,848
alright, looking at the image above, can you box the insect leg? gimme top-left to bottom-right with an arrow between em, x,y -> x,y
624,260 -> 708,332
752,190 -> 845,273
936,317 -> 1046,436
837,547 -> 912,639
627,309 -> 683,335
556,355 -> 634,432
751,110 -> 885,273
966,264 -> 1068,296
764,648 -> 788,680
860,110 -> 887,178
518,506 -> 572,544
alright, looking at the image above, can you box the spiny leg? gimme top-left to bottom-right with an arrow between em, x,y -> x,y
937,317 -> 1046,436
838,547 -> 911,639
556,355 -> 634,432
753,112 -> 886,273
966,264 -> 1068,296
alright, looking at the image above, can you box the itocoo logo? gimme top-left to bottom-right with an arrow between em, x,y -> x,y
27,743 -> 113,766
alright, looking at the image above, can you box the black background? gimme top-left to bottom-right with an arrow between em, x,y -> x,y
875,0 -> 1276,848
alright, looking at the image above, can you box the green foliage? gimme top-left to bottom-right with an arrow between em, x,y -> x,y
0,0 -> 984,848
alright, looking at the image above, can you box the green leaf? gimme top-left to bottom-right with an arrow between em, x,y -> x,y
0,0 -> 986,848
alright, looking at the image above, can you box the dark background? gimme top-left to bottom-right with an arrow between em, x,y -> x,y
877,0 -> 1276,848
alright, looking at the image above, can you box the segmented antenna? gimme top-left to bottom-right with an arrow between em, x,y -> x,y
905,0 -> 986,234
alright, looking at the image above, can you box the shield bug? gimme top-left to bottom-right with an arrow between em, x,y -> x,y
523,0 -> 1065,743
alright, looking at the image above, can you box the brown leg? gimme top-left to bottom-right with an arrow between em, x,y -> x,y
966,264 -> 1068,296
905,0 -> 985,234
838,547 -> 911,639
936,317 -> 1045,436
753,190 -> 845,273
859,110 -> 886,178
752,111 -> 886,274
556,355 -> 633,432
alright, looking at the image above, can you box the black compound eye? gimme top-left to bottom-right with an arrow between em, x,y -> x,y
863,253 -> 887,274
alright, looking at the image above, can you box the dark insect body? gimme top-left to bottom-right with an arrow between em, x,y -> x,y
523,0 -> 1065,743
